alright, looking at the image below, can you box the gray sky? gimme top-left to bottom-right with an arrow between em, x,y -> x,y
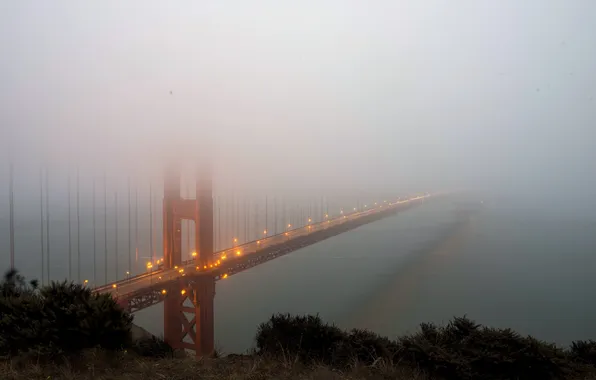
1,0 -> 595,201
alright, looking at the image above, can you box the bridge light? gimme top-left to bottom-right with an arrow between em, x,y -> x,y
204,265 -> 207,269
325,214 -> 328,218
257,240 -> 260,245
179,268 -> 184,273
287,224 -> 291,228
196,266 -> 199,270
192,252 -> 197,257
233,238 -> 238,243
236,250 -> 241,256
222,274 -> 228,279
181,289 -> 186,295
221,255 -> 227,260
263,230 -> 267,235
158,276 -> 162,280
284,232 -> 288,236
174,266 -> 178,269
161,289 -> 167,294
308,218 -> 311,223
112,284 -> 117,288
217,260 -> 221,265
209,264 -> 213,268
84,280 -> 89,285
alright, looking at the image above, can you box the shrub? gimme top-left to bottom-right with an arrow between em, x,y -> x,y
0,269 -> 132,357
255,313 -> 345,365
254,314 -> 589,379
333,328 -> 399,367
131,335 -> 174,358
255,314 -> 401,368
39,281 -> 133,353
398,316 -> 572,380
570,340 -> 596,366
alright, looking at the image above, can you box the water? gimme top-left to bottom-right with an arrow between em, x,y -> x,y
4,195 -> 596,353
133,196 -> 596,353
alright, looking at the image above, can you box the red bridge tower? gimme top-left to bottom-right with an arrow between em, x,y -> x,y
162,164 -> 215,356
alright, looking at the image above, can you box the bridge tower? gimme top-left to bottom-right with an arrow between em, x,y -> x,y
162,164 -> 215,357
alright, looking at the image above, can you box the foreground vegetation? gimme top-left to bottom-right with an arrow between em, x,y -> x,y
1,270 -> 596,379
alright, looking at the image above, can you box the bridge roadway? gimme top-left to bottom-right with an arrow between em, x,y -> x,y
94,194 -> 430,311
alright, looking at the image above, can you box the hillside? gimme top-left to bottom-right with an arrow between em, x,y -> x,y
1,352 -> 423,380
2,269 -> 596,379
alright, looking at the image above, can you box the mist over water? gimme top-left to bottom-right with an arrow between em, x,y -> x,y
1,0 -> 596,355
131,197 -> 596,353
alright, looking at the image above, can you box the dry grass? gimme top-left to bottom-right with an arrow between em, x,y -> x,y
0,349 -> 426,380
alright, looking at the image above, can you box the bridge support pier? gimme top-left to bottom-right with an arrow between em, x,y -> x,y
163,276 -> 215,357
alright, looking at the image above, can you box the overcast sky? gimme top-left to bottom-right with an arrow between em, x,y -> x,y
1,0 -> 595,200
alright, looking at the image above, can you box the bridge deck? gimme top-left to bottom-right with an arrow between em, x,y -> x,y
95,195 -> 430,312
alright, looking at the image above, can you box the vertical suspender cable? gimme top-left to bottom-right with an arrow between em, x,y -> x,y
104,173 -> 108,285
45,167 -> 50,283
135,183 -> 138,272
274,196 -> 277,235
127,177 -> 131,275
40,167 -> 45,285
93,177 -> 96,286
68,174 -> 72,280
149,182 -> 154,262
9,163 -> 14,270
76,168 -> 81,283
217,197 -> 221,251
114,192 -> 119,280
186,182 -> 190,255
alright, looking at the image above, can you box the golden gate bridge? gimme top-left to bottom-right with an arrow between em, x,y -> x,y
2,161 -> 431,356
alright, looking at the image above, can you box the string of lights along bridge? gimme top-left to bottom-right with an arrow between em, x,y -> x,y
2,162 -> 432,356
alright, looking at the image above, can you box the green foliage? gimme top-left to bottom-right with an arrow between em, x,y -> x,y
0,269 -> 132,357
398,316 -> 572,380
570,340 -> 596,366
255,314 -> 398,368
255,313 -> 345,365
131,335 -> 174,359
255,314 -> 590,380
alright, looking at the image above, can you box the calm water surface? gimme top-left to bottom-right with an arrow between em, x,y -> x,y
135,197 -> 596,353
3,196 -> 595,354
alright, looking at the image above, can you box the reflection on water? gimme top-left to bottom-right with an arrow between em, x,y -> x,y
6,195 -> 595,354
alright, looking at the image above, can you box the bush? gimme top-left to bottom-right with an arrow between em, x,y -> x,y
333,328 -> 399,367
570,340 -> 596,366
0,269 -> 133,357
255,314 -> 399,368
255,313 -> 345,365
131,335 -> 174,358
255,314 -> 590,380
398,316 -> 572,380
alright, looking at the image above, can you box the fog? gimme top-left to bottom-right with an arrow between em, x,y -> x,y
1,0 -> 595,205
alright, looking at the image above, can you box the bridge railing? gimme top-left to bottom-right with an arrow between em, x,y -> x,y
95,195 -> 430,295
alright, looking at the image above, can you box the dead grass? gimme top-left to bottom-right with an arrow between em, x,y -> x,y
0,349 -> 426,380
